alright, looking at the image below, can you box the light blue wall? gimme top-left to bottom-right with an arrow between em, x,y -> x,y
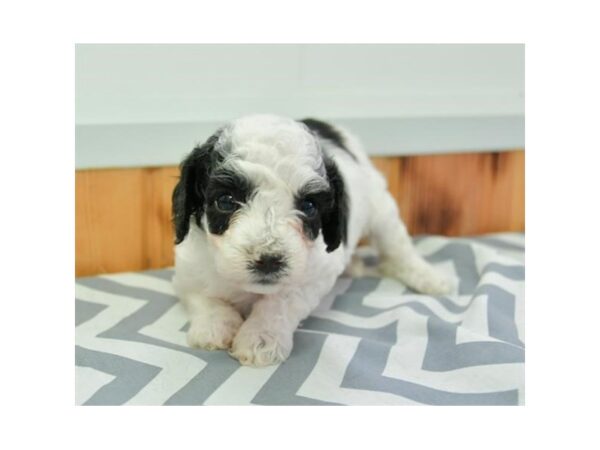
75,44 -> 524,169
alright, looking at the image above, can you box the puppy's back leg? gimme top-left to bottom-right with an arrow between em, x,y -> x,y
367,189 -> 456,295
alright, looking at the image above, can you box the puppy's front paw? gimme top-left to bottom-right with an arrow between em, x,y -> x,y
229,325 -> 293,367
187,308 -> 243,351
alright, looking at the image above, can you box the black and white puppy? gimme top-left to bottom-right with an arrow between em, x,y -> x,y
172,114 -> 455,366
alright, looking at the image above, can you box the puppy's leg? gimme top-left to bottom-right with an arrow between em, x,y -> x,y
184,295 -> 243,350
369,191 -> 456,296
229,282 -> 332,366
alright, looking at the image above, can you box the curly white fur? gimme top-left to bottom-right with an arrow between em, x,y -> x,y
173,114 -> 456,366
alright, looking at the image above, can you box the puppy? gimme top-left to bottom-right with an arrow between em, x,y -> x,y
172,114 -> 455,366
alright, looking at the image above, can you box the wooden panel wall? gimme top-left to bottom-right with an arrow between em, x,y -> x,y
76,167 -> 179,276
75,150 -> 524,276
371,150 -> 525,236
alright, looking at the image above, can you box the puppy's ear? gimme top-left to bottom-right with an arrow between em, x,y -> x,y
172,133 -> 219,244
321,159 -> 348,252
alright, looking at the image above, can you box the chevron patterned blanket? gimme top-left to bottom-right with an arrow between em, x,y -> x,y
75,233 -> 525,405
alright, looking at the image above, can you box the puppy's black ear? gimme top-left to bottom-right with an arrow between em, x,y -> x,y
172,133 -> 219,244
321,159 -> 349,252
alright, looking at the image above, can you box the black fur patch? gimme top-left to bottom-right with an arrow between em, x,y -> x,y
295,158 -> 349,252
205,169 -> 254,235
321,158 -> 349,251
299,118 -> 357,161
172,129 -> 254,243
295,188 -> 334,241
172,132 -> 222,244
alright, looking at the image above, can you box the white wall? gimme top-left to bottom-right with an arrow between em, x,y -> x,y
75,44 -> 524,168
76,44 -> 523,124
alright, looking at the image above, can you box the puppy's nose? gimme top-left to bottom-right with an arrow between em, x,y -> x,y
253,254 -> 285,275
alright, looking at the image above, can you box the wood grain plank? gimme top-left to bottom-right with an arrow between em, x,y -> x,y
396,150 -> 524,236
75,168 -> 146,276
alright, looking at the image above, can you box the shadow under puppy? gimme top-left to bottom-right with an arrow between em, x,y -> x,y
172,114 -> 455,366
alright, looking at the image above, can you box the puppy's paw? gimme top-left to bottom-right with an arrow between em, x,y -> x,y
414,271 -> 458,296
187,309 -> 243,351
229,325 -> 293,367
381,261 -> 458,296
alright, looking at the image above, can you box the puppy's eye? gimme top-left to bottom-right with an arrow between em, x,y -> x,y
299,199 -> 317,218
215,194 -> 238,213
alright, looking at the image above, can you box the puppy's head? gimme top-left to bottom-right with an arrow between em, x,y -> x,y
172,115 -> 347,294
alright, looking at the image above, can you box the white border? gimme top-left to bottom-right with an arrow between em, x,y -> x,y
3,0 -> 600,449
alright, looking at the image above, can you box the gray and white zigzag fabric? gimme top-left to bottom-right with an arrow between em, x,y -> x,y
75,233 -> 525,405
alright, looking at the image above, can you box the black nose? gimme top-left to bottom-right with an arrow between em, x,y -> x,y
253,254 -> 286,275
